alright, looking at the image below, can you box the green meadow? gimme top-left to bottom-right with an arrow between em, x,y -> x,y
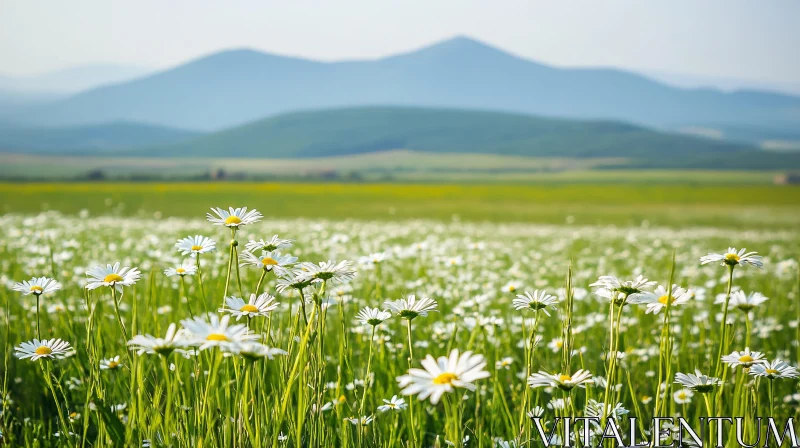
1,182 -> 798,229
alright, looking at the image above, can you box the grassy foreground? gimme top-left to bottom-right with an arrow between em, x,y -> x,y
0,182 -> 799,229
1,211 -> 799,446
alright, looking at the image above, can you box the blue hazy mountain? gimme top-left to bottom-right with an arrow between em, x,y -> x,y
0,121 -> 201,154
0,89 -> 64,118
7,37 -> 800,134
0,63 -> 151,94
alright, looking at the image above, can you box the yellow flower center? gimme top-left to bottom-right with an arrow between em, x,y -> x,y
108,361 -> 120,369
766,368 -> 779,375
559,374 -> 573,382
261,257 -> 279,266
433,372 -> 459,385
677,391 -> 687,399
555,341 -> 563,348
240,304 -> 259,313
35,346 -> 52,355
176,268 -> 186,274
225,216 -> 242,225
739,355 -> 754,363
206,333 -> 229,341
191,245 -> 203,251
725,253 -> 741,263
508,286 -> 516,292
657,295 -> 675,305
103,273 -> 124,283
30,285 -> 44,293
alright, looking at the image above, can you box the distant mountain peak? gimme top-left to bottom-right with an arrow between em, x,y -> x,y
434,35 -> 495,49
388,35 -> 516,61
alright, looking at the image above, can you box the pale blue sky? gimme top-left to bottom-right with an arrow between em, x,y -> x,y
1,0 -> 798,85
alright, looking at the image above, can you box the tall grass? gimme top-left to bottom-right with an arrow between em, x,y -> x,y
0,211 -> 799,447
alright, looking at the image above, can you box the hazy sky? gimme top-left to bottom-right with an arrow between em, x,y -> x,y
1,0 -> 798,84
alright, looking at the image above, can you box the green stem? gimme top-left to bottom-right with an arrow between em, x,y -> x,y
223,231 -> 236,302
42,362 -> 70,440
406,319 -> 414,364
271,306 -> 318,448
180,276 -> 195,319
35,293 -> 42,340
255,269 -> 267,296
768,379 -> 775,418
162,357 -> 173,436
298,288 -> 309,326
195,254 -> 208,314
703,393 -> 714,447
406,319 -> 418,448
714,265 -> 735,377
200,350 -> 222,425
359,326 -> 376,417
110,287 -> 133,366
744,313 -> 751,349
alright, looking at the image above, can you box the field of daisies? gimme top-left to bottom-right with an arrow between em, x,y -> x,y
1,207 -> 799,447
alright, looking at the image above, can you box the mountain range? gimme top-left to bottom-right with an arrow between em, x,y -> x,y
128,106 -> 754,161
12,105 -> 799,171
2,36 -> 799,139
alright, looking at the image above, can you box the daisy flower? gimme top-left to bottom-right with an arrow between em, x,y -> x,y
245,235 -> 293,252
590,275 -> 656,305
346,415 -> 373,426
164,260 -> 198,277
495,357 -> 514,370
384,295 -> 438,320
219,293 -> 279,320
721,347 -> 768,370
239,250 -> 297,276
501,281 -> 522,293
584,399 -> 629,420
15,338 -> 73,361
206,207 -> 263,228
226,342 -> 287,362
700,247 -> 763,269
359,252 -> 388,266
527,406 -> 545,419
674,370 -> 721,393
356,307 -> 392,326
86,263 -> 141,292
512,290 -> 559,315
397,349 -> 490,404
673,389 -> 694,404
127,323 -> 187,357
546,338 -> 563,353
180,314 -> 260,351
377,395 -> 407,413
717,291 -> 768,312
275,274 -> 313,294
175,235 -> 216,257
749,359 -> 799,379
12,277 -> 62,296
295,260 -> 356,284
527,370 -> 593,391
628,284 -> 692,314
100,356 -> 123,371
496,439 -> 520,448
